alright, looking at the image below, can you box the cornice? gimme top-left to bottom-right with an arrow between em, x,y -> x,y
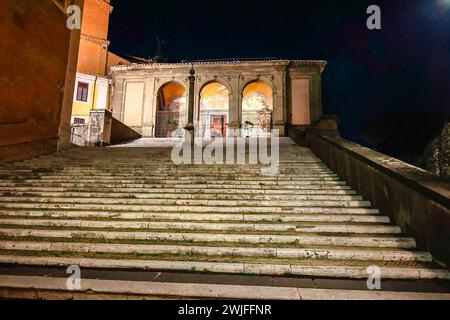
81,34 -> 110,46
110,60 -> 327,73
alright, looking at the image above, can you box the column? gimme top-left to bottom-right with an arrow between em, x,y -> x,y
142,78 -> 155,137
228,76 -> 241,136
184,68 -> 196,142
272,75 -> 286,136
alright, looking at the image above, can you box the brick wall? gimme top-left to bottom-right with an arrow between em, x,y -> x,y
0,0 -> 73,162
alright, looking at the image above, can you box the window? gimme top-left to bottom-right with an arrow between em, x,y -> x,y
76,82 -> 89,102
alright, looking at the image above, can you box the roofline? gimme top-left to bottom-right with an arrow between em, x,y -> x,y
110,59 -> 327,72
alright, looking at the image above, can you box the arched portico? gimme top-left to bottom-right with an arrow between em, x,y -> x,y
197,80 -> 231,138
241,79 -> 274,137
154,80 -> 187,138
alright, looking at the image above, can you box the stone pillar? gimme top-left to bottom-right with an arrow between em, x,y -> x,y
142,78 -> 155,137
111,78 -> 125,122
272,75 -> 286,136
184,68 -> 196,140
228,76 -> 241,136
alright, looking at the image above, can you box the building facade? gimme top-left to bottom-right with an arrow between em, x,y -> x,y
0,0 -> 83,162
109,60 -> 326,138
71,0 -> 129,125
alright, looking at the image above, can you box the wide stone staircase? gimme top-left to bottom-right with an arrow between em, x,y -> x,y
0,138 -> 448,299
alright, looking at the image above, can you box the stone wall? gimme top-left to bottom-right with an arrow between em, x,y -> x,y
71,110 -> 141,146
0,0 -> 81,163
110,116 -> 142,145
298,129 -> 450,266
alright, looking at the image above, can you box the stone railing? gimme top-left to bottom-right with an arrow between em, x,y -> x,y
71,110 -> 141,146
290,120 -> 450,266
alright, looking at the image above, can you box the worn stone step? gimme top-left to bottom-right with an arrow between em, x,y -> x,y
0,211 -> 388,223
0,182 -> 354,191
0,219 -> 396,233
0,256 -> 448,280
0,203 -> 377,214
2,275 -> 450,300
0,170 -> 336,176
0,196 -> 372,208
0,187 -> 362,195
2,177 -> 344,185
0,191 -> 364,201
0,241 -> 431,262
0,228 -> 413,247
0,205 -> 380,214
0,210 -> 387,223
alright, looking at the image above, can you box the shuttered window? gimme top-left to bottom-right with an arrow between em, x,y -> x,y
76,82 -> 89,102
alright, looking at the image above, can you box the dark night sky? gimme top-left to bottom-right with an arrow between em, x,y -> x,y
108,0 -> 450,152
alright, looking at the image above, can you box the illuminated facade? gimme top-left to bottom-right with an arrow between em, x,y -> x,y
109,60 -> 326,137
71,0 -> 129,124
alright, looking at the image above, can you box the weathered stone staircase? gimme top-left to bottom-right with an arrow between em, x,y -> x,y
0,139 -> 448,299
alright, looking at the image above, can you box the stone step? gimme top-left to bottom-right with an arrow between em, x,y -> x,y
5,174 -> 340,181
0,241 -> 431,262
0,197 -> 370,213
2,275 -> 450,300
0,196 -> 372,208
1,178 -> 344,184
0,188 -> 359,196
0,228 -> 412,247
0,182 -> 354,191
15,160 -> 326,166
0,219 -> 395,233
0,191 -> 364,201
3,163 -> 331,169
0,168 -> 335,175
0,256 -> 448,280
0,205 -> 380,214
0,210 -> 387,223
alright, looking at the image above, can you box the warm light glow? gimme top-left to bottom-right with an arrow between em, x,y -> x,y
155,82 -> 187,138
242,80 -> 273,136
198,82 -> 230,138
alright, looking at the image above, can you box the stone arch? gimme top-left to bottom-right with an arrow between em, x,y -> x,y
154,80 -> 188,138
241,79 -> 275,136
197,79 -> 231,138
240,77 -> 277,97
154,78 -> 189,94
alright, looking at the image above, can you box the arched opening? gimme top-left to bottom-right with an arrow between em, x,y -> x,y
241,80 -> 273,137
198,82 -> 230,138
155,81 -> 187,138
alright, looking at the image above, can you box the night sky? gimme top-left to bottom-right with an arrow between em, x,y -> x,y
109,0 -> 450,159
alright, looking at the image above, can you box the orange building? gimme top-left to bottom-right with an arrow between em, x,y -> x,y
0,0 -> 83,162
71,0 -> 129,124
